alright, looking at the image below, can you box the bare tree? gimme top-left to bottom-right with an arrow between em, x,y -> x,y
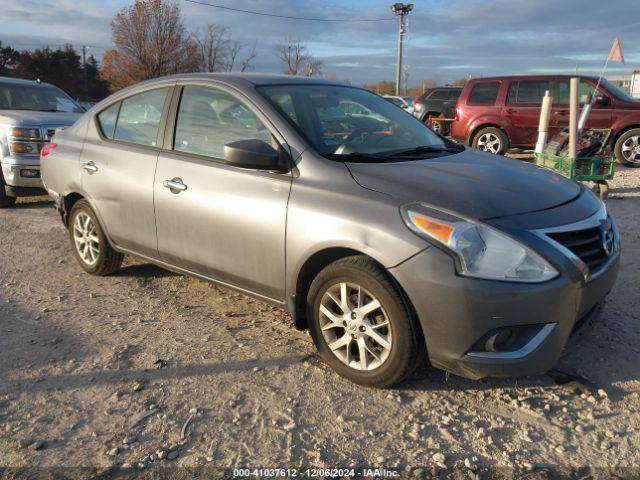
305,58 -> 324,77
450,76 -> 471,86
276,38 -> 323,77
239,41 -> 257,72
276,38 -> 307,75
192,24 -> 258,73
101,0 -> 197,90
192,24 -> 230,72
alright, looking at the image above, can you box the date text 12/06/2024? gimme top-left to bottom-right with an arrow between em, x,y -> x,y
232,468 -> 400,478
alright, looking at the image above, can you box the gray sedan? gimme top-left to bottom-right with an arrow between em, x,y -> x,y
41,73 -> 620,387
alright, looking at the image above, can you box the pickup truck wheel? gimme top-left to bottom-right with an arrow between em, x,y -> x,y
615,129 -> 640,167
472,127 -> 509,155
68,200 -> 123,275
307,256 -> 423,388
0,174 -> 17,208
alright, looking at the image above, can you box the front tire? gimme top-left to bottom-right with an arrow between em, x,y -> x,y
68,200 -> 123,275
614,128 -> 640,167
472,127 -> 509,155
307,256 -> 423,388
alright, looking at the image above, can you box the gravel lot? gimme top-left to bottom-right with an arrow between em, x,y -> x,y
1,162 -> 639,479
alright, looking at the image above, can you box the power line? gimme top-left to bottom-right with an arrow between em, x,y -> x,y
183,0 -> 394,22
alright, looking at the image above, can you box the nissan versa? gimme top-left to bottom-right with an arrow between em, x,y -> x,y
41,74 -> 620,387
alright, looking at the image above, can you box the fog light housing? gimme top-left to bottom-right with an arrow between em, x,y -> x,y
467,323 -> 556,359
484,328 -> 514,352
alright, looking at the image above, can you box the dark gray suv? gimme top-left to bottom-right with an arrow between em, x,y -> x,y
42,74 -> 620,387
412,86 -> 462,134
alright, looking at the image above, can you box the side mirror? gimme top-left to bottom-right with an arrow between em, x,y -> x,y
594,94 -> 611,107
224,139 -> 282,171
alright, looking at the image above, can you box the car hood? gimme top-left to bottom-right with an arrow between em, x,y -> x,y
0,110 -> 81,127
346,148 -> 581,220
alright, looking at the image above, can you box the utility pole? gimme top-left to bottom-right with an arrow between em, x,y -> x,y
390,3 -> 413,96
82,45 -> 89,101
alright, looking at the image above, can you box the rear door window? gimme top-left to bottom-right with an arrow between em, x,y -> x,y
449,90 -> 462,100
468,82 -> 500,105
507,80 -> 550,104
113,88 -> 169,147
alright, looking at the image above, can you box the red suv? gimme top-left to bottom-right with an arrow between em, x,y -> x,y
450,75 -> 640,166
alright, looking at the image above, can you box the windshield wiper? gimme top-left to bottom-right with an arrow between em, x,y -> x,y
324,152 -> 391,163
388,145 -> 464,157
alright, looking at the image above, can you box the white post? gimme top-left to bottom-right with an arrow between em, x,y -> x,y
569,77 -> 579,159
535,90 -> 553,154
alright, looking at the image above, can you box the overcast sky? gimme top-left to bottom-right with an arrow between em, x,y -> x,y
0,0 -> 638,85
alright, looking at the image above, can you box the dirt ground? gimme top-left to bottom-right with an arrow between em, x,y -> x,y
1,160 -> 639,479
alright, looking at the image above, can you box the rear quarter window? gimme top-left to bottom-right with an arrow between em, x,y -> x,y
97,102 -> 120,139
468,82 -> 500,105
428,89 -> 448,100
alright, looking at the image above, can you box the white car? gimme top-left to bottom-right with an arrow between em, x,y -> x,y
382,95 -> 415,115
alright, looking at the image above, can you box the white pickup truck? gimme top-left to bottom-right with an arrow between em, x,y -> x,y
0,77 -> 82,207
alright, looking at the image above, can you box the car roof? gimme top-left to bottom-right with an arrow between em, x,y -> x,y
0,76 -> 54,88
468,74 -> 599,82
428,86 -> 463,90
142,72 -> 345,88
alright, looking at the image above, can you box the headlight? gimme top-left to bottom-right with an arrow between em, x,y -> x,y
8,126 -> 41,140
9,142 -> 42,155
401,202 -> 558,283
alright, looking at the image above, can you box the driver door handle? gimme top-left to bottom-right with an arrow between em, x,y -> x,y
82,161 -> 98,174
163,178 -> 188,193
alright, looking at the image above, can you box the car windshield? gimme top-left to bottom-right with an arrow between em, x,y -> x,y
600,78 -> 638,103
0,83 -> 83,113
258,84 -> 460,161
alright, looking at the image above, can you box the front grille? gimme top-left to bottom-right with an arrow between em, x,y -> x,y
547,225 -> 611,273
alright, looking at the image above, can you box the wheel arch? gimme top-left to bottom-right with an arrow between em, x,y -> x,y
612,124 -> 640,144
469,123 -> 509,145
290,247 -> 420,337
62,192 -> 86,226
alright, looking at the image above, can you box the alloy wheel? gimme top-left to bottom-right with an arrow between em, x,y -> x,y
621,135 -> 640,165
318,282 -> 392,371
476,133 -> 502,153
73,212 -> 100,266
431,120 -> 443,134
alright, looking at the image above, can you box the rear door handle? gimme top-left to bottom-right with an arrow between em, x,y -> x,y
163,178 -> 187,193
505,108 -> 515,114
82,162 -> 98,174
554,110 -> 569,116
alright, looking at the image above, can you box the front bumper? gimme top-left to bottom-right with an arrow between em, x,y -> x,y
1,155 -> 44,195
390,244 -> 620,380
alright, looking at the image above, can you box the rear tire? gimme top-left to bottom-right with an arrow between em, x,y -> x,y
68,199 -> 123,276
472,127 -> 509,155
425,113 -> 445,135
614,128 -> 640,167
307,255 -> 423,388
0,173 -> 17,208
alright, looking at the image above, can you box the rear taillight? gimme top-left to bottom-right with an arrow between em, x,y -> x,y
40,142 -> 57,159
413,99 -> 424,107
454,107 -> 462,122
